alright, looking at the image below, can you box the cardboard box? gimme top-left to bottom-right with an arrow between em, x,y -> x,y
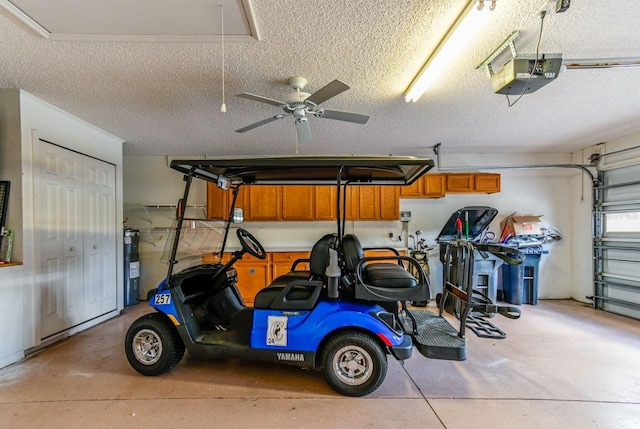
499,213 -> 543,241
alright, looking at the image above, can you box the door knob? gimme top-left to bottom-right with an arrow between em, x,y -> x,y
69,247 -> 75,252
93,245 -> 98,249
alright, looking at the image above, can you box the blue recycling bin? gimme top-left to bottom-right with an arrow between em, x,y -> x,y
501,248 -> 544,305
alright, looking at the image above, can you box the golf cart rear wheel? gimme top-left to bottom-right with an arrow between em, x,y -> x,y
125,312 -> 185,376
321,331 -> 387,397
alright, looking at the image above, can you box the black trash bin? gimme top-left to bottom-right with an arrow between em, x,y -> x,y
124,229 -> 140,307
436,206 -> 503,304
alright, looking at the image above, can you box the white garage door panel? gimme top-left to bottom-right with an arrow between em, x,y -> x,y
595,162 -> 640,319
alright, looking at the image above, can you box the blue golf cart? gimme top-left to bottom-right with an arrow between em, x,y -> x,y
124,156 -> 521,396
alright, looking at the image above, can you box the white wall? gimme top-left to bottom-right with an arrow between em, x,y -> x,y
0,90 -> 124,368
124,153 -> 590,301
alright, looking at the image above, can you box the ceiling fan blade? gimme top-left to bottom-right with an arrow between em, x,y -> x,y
305,80 -> 350,106
236,115 -> 282,133
295,119 -> 312,143
316,109 -> 369,124
236,92 -> 287,107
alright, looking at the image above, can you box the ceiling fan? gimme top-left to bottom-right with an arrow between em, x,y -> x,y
235,77 -> 369,144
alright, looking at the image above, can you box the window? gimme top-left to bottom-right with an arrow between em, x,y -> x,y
605,211 -> 640,233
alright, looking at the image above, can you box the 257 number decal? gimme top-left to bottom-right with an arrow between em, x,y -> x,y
154,294 -> 171,305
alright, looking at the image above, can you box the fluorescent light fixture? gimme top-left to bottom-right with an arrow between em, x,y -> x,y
405,0 -> 496,102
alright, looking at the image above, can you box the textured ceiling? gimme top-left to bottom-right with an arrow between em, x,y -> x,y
1,0 -> 640,157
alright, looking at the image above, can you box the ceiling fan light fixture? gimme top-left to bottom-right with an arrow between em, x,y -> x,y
405,0 -> 496,102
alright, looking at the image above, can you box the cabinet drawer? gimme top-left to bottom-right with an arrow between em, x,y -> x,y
271,251 -> 309,262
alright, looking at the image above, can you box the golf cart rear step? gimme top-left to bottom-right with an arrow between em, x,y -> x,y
403,309 -> 466,361
465,314 -> 507,339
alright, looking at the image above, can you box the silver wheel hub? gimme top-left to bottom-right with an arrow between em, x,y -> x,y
333,345 -> 373,386
132,329 -> 163,365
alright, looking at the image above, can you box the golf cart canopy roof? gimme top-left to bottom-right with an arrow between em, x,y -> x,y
170,156 -> 434,186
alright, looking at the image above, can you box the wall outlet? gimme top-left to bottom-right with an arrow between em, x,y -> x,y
400,211 -> 411,222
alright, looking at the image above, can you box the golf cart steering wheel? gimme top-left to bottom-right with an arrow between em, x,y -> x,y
236,228 -> 267,260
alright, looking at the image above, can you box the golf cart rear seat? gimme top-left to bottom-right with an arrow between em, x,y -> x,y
254,233 -> 337,310
342,234 -> 430,304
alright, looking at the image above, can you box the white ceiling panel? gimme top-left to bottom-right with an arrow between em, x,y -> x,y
3,0 -> 258,41
0,0 -> 639,157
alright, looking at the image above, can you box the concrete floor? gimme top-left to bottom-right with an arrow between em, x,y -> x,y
1,299 -> 639,429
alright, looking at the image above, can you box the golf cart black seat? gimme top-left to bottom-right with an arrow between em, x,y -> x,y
269,233 -> 338,286
342,234 -> 429,303
254,233 -> 337,310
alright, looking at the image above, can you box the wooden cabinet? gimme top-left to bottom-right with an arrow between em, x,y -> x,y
234,255 -> 270,305
315,186 -> 336,220
380,186 -> 399,219
207,183 -> 398,221
446,174 -> 475,192
399,174 -> 445,199
353,186 -> 398,220
354,186 -> 379,220
424,175 -> 446,197
245,185 -> 280,221
206,183 -> 230,220
281,186 -> 315,220
271,251 -> 309,279
399,178 -> 423,197
445,173 -> 500,194
474,173 -> 501,193
202,251 -> 310,305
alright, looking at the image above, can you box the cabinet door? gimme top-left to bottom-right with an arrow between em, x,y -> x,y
235,263 -> 269,305
246,186 -> 280,221
315,186 -> 337,220
399,179 -> 424,197
379,186 -> 399,220
446,174 -> 475,192
355,186 -> 380,220
272,251 -> 310,278
424,174 -> 446,198
206,182 -> 230,220
475,173 -> 501,193
281,186 -> 314,220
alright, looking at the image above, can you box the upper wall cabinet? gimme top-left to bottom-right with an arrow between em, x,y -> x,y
445,173 -> 500,194
205,174 -> 499,221
352,186 -> 399,221
206,183 -> 399,221
399,174 -> 446,199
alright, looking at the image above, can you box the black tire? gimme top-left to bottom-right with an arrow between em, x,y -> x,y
320,331 -> 388,397
125,312 -> 185,376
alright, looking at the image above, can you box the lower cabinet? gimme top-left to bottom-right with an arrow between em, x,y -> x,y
234,258 -> 270,305
202,251 -> 310,305
271,251 -> 310,279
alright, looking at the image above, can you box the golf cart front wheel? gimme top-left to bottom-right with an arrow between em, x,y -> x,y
321,331 -> 387,397
125,312 -> 185,376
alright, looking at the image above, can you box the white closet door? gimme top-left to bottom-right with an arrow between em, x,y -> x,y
98,161 -> 117,313
36,141 -> 84,338
83,157 -> 117,319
